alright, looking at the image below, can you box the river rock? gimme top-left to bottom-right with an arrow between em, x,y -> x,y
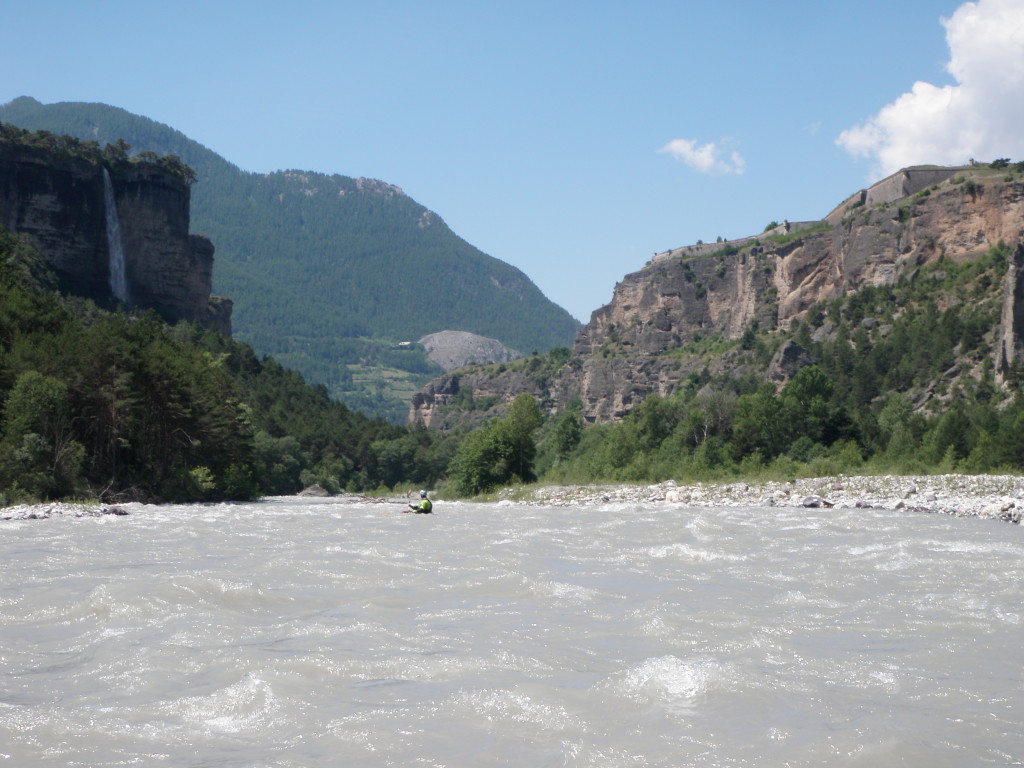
0,503 -> 130,520
511,474 -> 1024,526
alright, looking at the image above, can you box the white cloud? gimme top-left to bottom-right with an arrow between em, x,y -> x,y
837,0 -> 1024,177
659,138 -> 746,175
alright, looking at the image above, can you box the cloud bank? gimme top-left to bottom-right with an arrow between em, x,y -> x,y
837,0 -> 1024,177
659,138 -> 746,175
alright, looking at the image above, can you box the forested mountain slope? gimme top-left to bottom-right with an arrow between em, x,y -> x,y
0,97 -> 579,420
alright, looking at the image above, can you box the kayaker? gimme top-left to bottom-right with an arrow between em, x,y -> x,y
405,489 -> 433,514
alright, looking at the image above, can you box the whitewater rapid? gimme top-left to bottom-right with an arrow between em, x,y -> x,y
2,496 -> 1022,766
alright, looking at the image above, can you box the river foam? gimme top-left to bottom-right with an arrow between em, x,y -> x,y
2,495 -> 1023,766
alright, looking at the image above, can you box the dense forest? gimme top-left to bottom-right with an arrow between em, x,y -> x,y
0,97 -> 579,421
0,223 -> 463,505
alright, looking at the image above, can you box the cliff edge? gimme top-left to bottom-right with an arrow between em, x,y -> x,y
0,134 -> 231,334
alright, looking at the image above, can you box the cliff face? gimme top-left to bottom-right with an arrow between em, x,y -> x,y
0,142 -> 231,333
578,179 -> 1024,357
410,171 -> 1024,427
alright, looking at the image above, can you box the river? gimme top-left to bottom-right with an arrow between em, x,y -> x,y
1,496 -> 1022,766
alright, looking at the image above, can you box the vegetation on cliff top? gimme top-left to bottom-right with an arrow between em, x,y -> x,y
0,120 -> 196,184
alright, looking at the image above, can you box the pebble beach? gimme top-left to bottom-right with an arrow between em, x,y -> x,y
4,474 -> 1024,524
502,473 -> 1024,524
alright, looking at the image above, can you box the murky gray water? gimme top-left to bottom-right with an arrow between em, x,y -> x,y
1,497 -> 1022,767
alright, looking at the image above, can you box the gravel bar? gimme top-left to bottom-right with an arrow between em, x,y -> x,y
502,474 -> 1024,524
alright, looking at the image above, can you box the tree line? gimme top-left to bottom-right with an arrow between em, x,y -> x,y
5,225 -> 1024,505
0,121 -> 196,184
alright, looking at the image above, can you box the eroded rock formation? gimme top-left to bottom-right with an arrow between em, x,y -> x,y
0,141 -> 231,334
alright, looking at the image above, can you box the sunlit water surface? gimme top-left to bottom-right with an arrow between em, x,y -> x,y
2,497 -> 1023,767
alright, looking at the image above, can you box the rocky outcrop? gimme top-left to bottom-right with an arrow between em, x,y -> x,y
0,141 -> 231,333
579,177 -> 1024,358
768,340 -> 813,383
572,248 -> 779,357
409,367 -> 551,428
408,375 -> 465,429
408,348 -> 754,428
410,169 -> 1024,426
418,330 -> 520,371
996,242 -> 1024,380
298,483 -> 331,497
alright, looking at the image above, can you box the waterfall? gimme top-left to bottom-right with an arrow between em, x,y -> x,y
103,168 -> 130,304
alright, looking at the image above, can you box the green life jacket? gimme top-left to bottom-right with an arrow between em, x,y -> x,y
418,498 -> 433,513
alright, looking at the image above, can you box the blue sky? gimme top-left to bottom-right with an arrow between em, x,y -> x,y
4,0 -> 1023,322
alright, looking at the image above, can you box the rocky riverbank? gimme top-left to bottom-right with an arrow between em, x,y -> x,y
0,502 -> 129,521
5,475 -> 1024,524
500,474 -> 1024,524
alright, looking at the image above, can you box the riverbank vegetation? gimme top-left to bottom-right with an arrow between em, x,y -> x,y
4,218 -> 1024,505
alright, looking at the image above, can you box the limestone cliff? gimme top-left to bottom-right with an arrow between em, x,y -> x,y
579,175 -> 1024,358
0,140 -> 231,333
410,167 -> 1024,427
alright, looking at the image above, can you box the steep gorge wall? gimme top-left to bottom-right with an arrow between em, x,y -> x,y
410,173 -> 1024,427
583,178 -> 1024,358
0,142 -> 231,333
